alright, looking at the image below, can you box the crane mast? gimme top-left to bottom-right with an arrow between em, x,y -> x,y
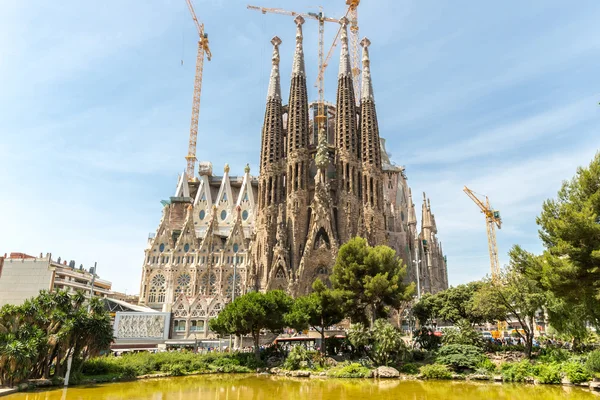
463,186 -> 502,280
185,0 -> 212,181
316,0 -> 361,105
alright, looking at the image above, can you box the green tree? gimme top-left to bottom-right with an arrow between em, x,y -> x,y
209,290 -> 292,359
285,279 -> 344,352
474,246 -> 547,358
413,282 -> 501,327
0,290 -> 114,387
536,152 -> 600,331
331,237 -> 414,326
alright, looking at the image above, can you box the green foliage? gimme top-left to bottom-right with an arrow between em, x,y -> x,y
537,152 -> 600,330
419,364 -> 452,380
414,282 -> 501,326
474,247 -> 547,358
209,290 -> 292,358
500,360 -> 534,382
283,346 -> 311,371
585,349 -> 600,374
81,352 -> 258,379
436,344 -> 484,371
347,319 -> 408,366
326,362 -> 371,378
535,363 -> 562,384
284,279 -> 345,352
475,356 -> 496,374
562,361 -> 591,384
441,320 -> 484,348
538,347 -> 570,363
0,290 -> 114,387
413,327 -> 441,351
331,237 -> 415,326
399,363 -> 419,375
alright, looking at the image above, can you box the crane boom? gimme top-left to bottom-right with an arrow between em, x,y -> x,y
463,186 -> 502,279
184,0 -> 211,181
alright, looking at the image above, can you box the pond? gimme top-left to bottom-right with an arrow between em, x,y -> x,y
4,374 -> 598,400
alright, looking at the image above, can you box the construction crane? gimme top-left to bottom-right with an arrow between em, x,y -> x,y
316,0 -> 361,104
247,5 -> 338,127
463,186 -> 502,280
184,0 -> 212,181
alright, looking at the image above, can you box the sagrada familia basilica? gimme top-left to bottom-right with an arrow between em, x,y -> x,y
138,18 -> 448,337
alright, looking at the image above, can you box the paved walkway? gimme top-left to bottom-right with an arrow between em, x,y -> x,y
0,387 -> 18,397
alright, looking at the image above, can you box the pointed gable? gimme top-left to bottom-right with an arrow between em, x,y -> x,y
174,172 -> 191,198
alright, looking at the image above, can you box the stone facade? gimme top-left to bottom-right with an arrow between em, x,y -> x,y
138,20 -> 448,339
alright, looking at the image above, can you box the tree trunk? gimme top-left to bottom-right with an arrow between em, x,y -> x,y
319,327 -> 326,354
253,331 -> 260,361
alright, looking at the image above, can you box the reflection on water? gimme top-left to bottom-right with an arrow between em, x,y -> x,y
5,374 -> 598,400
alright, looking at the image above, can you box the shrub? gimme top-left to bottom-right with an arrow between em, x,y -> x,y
586,350 -> 600,375
283,346 -> 309,371
475,357 -> 496,374
326,362 -> 371,378
441,321 -> 484,348
161,363 -> 185,376
563,361 -> 591,384
413,328 -> 441,351
419,364 -> 452,380
436,344 -> 484,371
501,360 -> 534,382
535,363 -> 562,384
399,363 -> 419,375
538,347 -> 570,364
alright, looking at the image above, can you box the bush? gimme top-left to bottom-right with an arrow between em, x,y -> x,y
535,363 -> 562,384
326,362 -> 371,378
399,363 -> 419,375
563,361 -> 591,384
419,364 -> 452,380
161,363 -> 185,376
586,350 -> 600,375
436,344 -> 484,371
501,360 -> 534,382
475,357 -> 496,374
538,347 -> 570,363
441,321 -> 484,348
413,328 -> 441,351
283,346 -> 309,371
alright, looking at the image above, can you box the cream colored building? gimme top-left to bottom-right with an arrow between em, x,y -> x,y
0,252 -> 112,307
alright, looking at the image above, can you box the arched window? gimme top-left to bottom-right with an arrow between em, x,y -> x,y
190,320 -> 205,332
148,287 -> 157,303
275,268 -> 285,279
174,273 -> 192,300
174,320 -> 186,332
209,303 -> 223,317
225,274 -> 241,300
201,272 -> 218,295
158,287 -> 166,303
316,266 -> 327,275
149,274 -> 166,303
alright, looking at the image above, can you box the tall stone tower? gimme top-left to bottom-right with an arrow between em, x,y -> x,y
254,36 -> 286,291
359,38 -> 385,245
334,17 -> 362,243
285,16 -> 311,281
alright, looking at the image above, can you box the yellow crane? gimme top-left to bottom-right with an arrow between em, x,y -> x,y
316,0 -> 361,104
463,186 -> 502,280
247,5 -> 338,127
184,0 -> 212,181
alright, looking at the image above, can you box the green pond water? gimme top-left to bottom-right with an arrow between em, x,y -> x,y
5,374 -> 598,400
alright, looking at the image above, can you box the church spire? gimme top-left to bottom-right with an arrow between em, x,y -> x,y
338,17 -> 352,78
360,37 -> 381,169
291,16 -> 306,77
258,36 -> 285,209
267,36 -> 281,101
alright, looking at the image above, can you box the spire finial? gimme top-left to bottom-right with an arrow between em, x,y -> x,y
338,17 -> 351,78
244,163 -> 250,174
267,36 -> 282,101
292,16 -> 306,77
360,37 -> 374,101
224,163 -> 230,174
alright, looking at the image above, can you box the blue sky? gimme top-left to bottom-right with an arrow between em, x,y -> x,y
1,0 -> 599,294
